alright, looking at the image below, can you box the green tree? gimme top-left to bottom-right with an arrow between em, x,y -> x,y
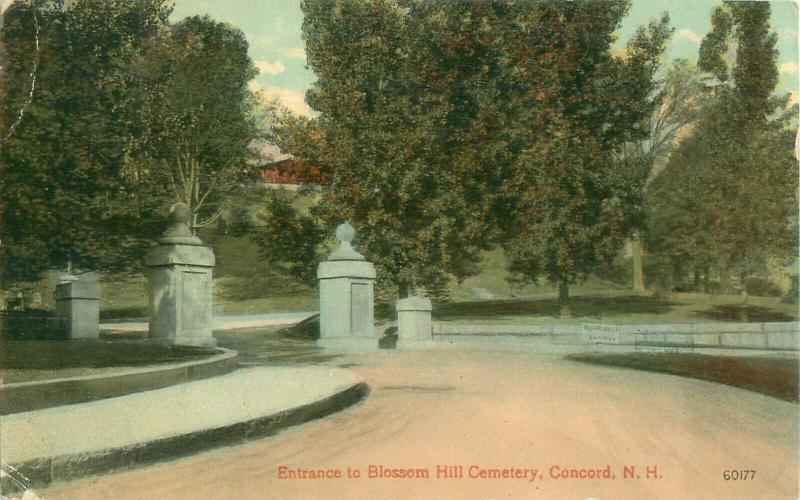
136,15 -> 258,232
288,0 -> 524,298
645,99 -> 797,293
276,1 -> 671,306
646,1 -> 797,294
0,3 -> 260,284
621,59 -> 708,292
499,4 -> 671,314
0,0 -> 41,149
0,0 -> 173,282
249,187 -> 325,286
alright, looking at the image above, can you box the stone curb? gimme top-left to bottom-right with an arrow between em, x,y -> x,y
4,382 -> 368,491
0,349 -> 238,415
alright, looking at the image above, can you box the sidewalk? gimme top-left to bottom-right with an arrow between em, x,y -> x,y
1,366 -> 365,488
100,311 -> 318,333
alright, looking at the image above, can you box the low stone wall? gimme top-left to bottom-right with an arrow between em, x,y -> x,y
580,322 -> 799,351
0,348 -> 238,415
432,323 -> 579,336
431,321 -> 799,353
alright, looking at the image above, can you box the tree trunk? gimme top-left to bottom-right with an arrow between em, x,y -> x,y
631,232 -> 645,293
558,281 -> 571,318
703,265 -> 711,294
398,282 -> 410,299
720,267 -> 732,295
740,271 -> 749,291
191,210 -> 198,235
693,267 -> 701,292
740,290 -> 749,322
671,261 -> 683,291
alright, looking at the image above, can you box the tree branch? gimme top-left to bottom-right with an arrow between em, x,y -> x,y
195,209 -> 223,228
175,150 -> 191,202
195,170 -> 218,210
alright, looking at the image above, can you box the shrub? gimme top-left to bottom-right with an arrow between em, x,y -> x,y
744,277 -> 783,297
782,274 -> 798,304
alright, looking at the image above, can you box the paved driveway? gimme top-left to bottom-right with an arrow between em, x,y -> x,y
42,347 -> 798,499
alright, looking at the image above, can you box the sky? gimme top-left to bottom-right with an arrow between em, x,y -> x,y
170,0 -> 799,117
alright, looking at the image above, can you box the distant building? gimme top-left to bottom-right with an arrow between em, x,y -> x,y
258,159 -> 322,188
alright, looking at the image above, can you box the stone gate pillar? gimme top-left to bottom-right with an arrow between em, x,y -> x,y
55,273 -> 100,339
396,295 -> 433,349
317,222 -> 378,353
146,203 -> 216,347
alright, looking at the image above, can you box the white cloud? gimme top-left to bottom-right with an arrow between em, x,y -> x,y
249,81 -> 312,117
250,140 -> 290,163
245,33 -> 279,47
789,91 -> 799,104
676,28 -> 702,45
0,0 -> 14,15
285,47 -> 307,60
254,59 -> 286,76
780,62 -> 798,74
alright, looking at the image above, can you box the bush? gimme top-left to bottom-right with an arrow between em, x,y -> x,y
595,255 -> 632,287
226,204 -> 256,237
250,189 -> 325,286
744,277 -> 783,297
782,274 -> 798,304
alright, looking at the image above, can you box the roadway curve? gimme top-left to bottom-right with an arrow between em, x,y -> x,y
42,347 -> 798,499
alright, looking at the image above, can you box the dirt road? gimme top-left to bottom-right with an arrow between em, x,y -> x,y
41,348 -> 798,499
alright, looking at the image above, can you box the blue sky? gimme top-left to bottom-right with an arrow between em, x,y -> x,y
171,0 -> 799,116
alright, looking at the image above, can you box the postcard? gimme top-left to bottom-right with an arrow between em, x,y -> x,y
0,0 -> 798,499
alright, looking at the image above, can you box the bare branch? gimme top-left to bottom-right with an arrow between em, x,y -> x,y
167,170 -> 182,201
189,155 -> 198,206
195,170 -> 218,209
175,150 -> 191,203
194,209 -> 223,228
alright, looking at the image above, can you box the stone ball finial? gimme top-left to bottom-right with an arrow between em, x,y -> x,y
327,221 -> 364,261
335,222 -> 356,243
170,202 -> 192,225
159,202 -> 202,246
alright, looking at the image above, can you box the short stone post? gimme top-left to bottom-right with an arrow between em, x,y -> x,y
396,295 -> 433,349
146,203 -> 216,347
55,273 -> 100,339
317,222 -> 378,353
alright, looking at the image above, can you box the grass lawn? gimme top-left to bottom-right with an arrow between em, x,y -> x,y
0,341 -> 218,383
566,353 -> 800,402
431,293 -> 797,324
100,276 -> 797,323
94,234 -> 797,323
215,326 -> 337,365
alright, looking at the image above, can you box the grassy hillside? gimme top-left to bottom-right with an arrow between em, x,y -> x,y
101,232 -> 319,318
447,247 -> 630,301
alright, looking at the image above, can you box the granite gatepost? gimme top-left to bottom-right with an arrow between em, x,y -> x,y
146,203 -> 216,347
396,295 -> 433,349
317,222 -> 378,353
55,272 -> 100,339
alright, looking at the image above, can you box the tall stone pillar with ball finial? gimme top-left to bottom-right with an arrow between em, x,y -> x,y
317,222 -> 378,353
146,202 -> 216,347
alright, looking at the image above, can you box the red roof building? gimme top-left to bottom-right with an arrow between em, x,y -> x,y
258,159 -> 322,186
